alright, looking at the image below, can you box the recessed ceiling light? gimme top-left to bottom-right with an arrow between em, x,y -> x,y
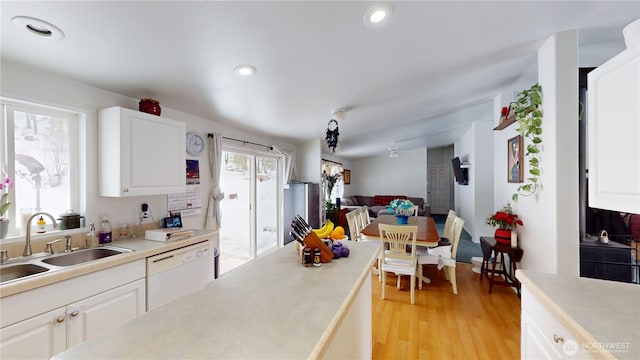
234,65 -> 257,77
364,4 -> 392,26
12,16 -> 65,40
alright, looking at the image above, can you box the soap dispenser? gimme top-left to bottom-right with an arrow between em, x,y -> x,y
86,223 -> 97,248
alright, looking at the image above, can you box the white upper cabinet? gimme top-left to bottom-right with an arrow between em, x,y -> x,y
99,106 -> 186,197
588,45 -> 640,214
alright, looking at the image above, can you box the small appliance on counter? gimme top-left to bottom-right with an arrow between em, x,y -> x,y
145,228 -> 194,242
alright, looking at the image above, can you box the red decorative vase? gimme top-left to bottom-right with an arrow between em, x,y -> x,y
139,98 -> 161,116
494,229 -> 512,244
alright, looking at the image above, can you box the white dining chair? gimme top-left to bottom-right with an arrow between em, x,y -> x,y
416,215 -> 465,294
378,223 -> 418,304
346,209 -> 363,242
442,209 -> 456,240
359,205 -> 371,225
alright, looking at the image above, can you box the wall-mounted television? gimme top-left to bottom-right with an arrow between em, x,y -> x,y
451,157 -> 469,185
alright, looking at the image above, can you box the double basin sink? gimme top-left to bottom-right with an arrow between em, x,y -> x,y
1,246 -> 133,285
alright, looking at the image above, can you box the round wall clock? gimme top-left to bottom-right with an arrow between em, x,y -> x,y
186,131 -> 205,156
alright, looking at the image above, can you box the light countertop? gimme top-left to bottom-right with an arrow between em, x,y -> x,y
0,230 -> 217,298
54,241 -> 379,359
516,270 -> 640,359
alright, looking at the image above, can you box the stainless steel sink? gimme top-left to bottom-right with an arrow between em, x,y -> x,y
42,247 -> 131,267
0,263 -> 49,283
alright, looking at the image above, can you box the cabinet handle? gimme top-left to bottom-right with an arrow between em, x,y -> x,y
553,334 -> 565,344
55,315 -> 66,324
68,310 -> 80,318
123,188 -> 129,192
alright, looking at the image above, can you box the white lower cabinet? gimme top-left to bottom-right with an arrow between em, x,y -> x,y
521,287 -> 590,359
0,260 -> 146,359
67,279 -> 145,348
0,307 -> 66,359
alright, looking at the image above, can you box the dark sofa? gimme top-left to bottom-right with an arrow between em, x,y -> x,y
340,195 -> 430,218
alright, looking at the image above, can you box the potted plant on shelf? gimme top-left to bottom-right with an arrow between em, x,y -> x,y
387,198 -> 415,224
486,203 -> 523,244
0,177 -> 14,239
513,83 -> 543,202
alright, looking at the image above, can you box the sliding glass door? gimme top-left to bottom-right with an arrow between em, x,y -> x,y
219,150 -> 280,274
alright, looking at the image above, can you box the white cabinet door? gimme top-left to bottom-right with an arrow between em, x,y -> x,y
99,106 -> 186,197
521,287 -> 591,359
588,46 -> 640,214
522,309 -> 563,359
0,307 -> 67,360
66,279 -> 146,348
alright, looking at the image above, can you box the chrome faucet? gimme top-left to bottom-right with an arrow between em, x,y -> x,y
24,212 -> 58,257
64,235 -> 73,252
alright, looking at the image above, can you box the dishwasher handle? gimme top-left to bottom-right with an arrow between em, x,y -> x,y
152,254 -> 175,264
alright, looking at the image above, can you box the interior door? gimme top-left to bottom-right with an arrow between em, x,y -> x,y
428,166 -> 451,215
219,150 -> 280,274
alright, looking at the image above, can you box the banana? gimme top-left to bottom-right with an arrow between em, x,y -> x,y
312,221 -> 329,235
315,220 -> 335,239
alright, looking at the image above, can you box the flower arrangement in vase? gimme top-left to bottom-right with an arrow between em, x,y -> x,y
324,172 -> 341,199
486,203 -> 523,244
387,198 -> 414,224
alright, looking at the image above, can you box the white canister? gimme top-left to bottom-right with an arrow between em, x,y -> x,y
511,231 -> 518,248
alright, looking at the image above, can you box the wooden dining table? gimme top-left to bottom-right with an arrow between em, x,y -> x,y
360,215 -> 441,287
360,215 -> 441,246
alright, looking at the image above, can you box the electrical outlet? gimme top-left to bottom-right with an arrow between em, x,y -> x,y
141,203 -> 150,220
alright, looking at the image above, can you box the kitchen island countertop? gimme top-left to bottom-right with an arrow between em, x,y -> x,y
516,270 -> 640,359
54,240 -> 379,359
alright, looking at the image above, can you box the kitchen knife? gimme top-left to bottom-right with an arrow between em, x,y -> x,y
293,216 -> 312,236
290,218 -> 307,236
289,230 -> 304,244
298,216 -> 314,234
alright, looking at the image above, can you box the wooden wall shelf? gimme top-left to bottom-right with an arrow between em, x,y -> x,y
493,115 -> 517,130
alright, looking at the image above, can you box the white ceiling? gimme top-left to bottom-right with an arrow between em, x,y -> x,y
1,1 -> 638,159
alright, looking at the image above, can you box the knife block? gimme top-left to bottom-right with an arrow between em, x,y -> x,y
303,232 -> 334,263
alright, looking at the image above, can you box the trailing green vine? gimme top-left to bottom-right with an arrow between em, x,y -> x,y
512,83 -> 543,202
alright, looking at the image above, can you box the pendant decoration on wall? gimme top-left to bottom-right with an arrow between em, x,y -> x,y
325,119 -> 339,152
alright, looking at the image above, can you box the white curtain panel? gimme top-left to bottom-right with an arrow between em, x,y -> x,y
205,132 -> 224,230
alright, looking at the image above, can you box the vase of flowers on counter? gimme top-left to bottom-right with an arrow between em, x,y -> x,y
486,203 -> 523,244
388,198 -> 414,225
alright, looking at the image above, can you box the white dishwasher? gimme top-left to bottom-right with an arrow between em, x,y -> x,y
146,241 -> 210,311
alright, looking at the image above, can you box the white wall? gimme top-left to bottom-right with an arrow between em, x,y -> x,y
454,113 -> 495,242
454,127 -> 475,232
473,120 -> 495,241
1,60 -> 295,235
497,31 -> 579,275
296,139 -> 322,183
350,148 -> 427,199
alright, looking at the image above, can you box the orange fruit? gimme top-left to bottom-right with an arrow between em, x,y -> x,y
330,229 -> 343,240
334,226 -> 345,236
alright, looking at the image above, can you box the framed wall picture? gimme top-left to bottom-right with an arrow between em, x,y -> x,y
343,169 -> 351,184
508,135 -> 524,183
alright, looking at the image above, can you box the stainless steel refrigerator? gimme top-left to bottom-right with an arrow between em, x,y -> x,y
283,182 -> 320,244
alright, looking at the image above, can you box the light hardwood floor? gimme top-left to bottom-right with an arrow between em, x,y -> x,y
372,262 -> 521,359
